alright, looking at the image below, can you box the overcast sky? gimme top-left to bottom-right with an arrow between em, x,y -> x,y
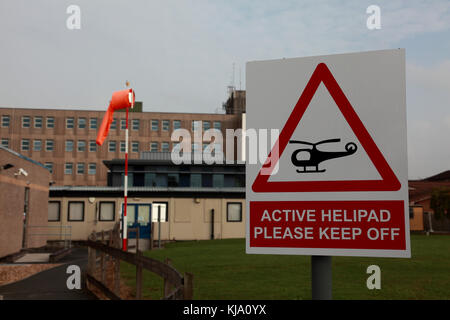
0,0 -> 449,179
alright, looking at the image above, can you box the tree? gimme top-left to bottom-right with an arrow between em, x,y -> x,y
430,188 -> 450,219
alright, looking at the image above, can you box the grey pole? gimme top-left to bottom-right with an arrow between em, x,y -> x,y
311,255 -> 332,300
158,205 -> 161,249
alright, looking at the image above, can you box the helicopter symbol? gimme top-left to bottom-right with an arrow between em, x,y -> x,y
289,138 -> 357,173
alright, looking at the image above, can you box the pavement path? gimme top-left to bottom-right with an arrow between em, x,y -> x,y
0,247 -> 97,300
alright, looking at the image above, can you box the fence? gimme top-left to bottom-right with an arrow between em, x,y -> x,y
25,225 -> 72,249
85,223 -> 193,300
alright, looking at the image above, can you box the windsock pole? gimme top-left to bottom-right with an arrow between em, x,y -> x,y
123,90 -> 134,251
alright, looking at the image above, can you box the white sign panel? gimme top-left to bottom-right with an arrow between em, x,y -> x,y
246,49 -> 410,258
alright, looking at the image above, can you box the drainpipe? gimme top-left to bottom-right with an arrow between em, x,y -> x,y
211,209 -> 215,240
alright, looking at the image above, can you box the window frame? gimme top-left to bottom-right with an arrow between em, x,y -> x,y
34,116 -> 43,128
46,116 -> 55,128
66,117 -> 74,129
78,117 -> 86,129
227,202 -> 242,222
89,117 -> 97,130
21,139 -> 30,151
65,162 -> 73,175
1,115 -> 10,128
88,163 -> 96,175
162,120 -> 170,131
48,201 -> 61,222
68,201 -> 85,222
151,119 -> 159,131
33,139 -> 42,151
76,163 -> 85,175
99,201 -> 115,221
22,116 -> 31,128
45,139 -> 54,152
109,141 -> 117,152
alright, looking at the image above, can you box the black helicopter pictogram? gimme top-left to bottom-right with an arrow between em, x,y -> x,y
289,138 -> 357,173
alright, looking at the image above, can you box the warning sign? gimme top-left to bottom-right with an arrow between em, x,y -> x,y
246,49 -> 410,258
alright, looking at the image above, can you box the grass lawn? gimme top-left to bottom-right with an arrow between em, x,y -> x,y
120,234 -> 450,300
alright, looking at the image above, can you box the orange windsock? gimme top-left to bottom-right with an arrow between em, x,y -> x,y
96,89 -> 135,146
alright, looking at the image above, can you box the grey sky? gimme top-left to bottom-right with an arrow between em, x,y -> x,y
0,0 -> 449,179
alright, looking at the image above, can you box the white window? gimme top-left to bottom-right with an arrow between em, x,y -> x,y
89,140 -> 97,152
21,139 -> 30,151
151,120 -> 159,131
99,202 -> 115,221
1,115 -> 10,128
88,163 -> 96,175
78,117 -> 86,129
162,120 -> 170,131
45,140 -> 54,152
1,138 -> 9,148
65,163 -> 73,174
161,142 -> 170,152
48,201 -> 60,221
66,117 -> 74,129
33,140 -> 42,151
89,118 -> 97,129
132,119 -> 139,131
150,142 -> 159,152
77,140 -> 86,152
66,140 -> 74,152
68,202 -> 84,221
34,116 -> 43,128
77,163 -> 85,174
227,203 -> 242,222
22,116 -> 31,128
109,141 -> 116,152
46,117 -> 55,128
152,203 -> 168,222
131,141 -> 139,153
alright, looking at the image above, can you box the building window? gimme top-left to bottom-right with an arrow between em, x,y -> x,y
150,142 -> 159,152
99,202 -> 115,221
65,140 -> 74,152
152,202 -> 168,222
66,117 -> 74,129
203,121 -> 210,131
68,201 -> 84,221
161,142 -> 170,152
33,139 -> 42,151
65,163 -> 73,174
46,117 -> 55,128
1,138 -> 9,148
45,139 -> 54,152
109,141 -> 116,152
90,118 -> 97,129
173,120 -> 181,130
89,140 -> 97,152
120,119 -> 126,130
119,141 -> 126,153
168,173 -> 179,187
132,119 -> 139,131
131,141 -> 139,153
78,117 -> 86,129
77,163 -> 85,175
48,201 -> 61,222
213,121 -> 221,130
190,173 -> 202,187
77,140 -> 86,152
213,174 -> 224,187
192,120 -> 201,132
44,162 -> 53,173
21,139 -> 30,151
227,202 -> 242,222
34,116 -> 43,128
162,120 -> 170,131
22,116 -> 31,128
88,163 -> 96,175
1,115 -> 10,128
151,120 -> 159,131
111,118 -> 117,130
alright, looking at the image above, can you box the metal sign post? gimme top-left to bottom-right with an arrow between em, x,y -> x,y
311,256 -> 332,300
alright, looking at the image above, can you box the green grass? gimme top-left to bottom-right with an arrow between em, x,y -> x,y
120,234 -> 450,300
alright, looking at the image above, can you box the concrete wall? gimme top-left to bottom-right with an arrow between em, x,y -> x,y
48,196 -> 245,241
0,149 -> 50,258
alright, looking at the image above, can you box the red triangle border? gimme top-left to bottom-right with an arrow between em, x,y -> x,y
251,63 -> 401,193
